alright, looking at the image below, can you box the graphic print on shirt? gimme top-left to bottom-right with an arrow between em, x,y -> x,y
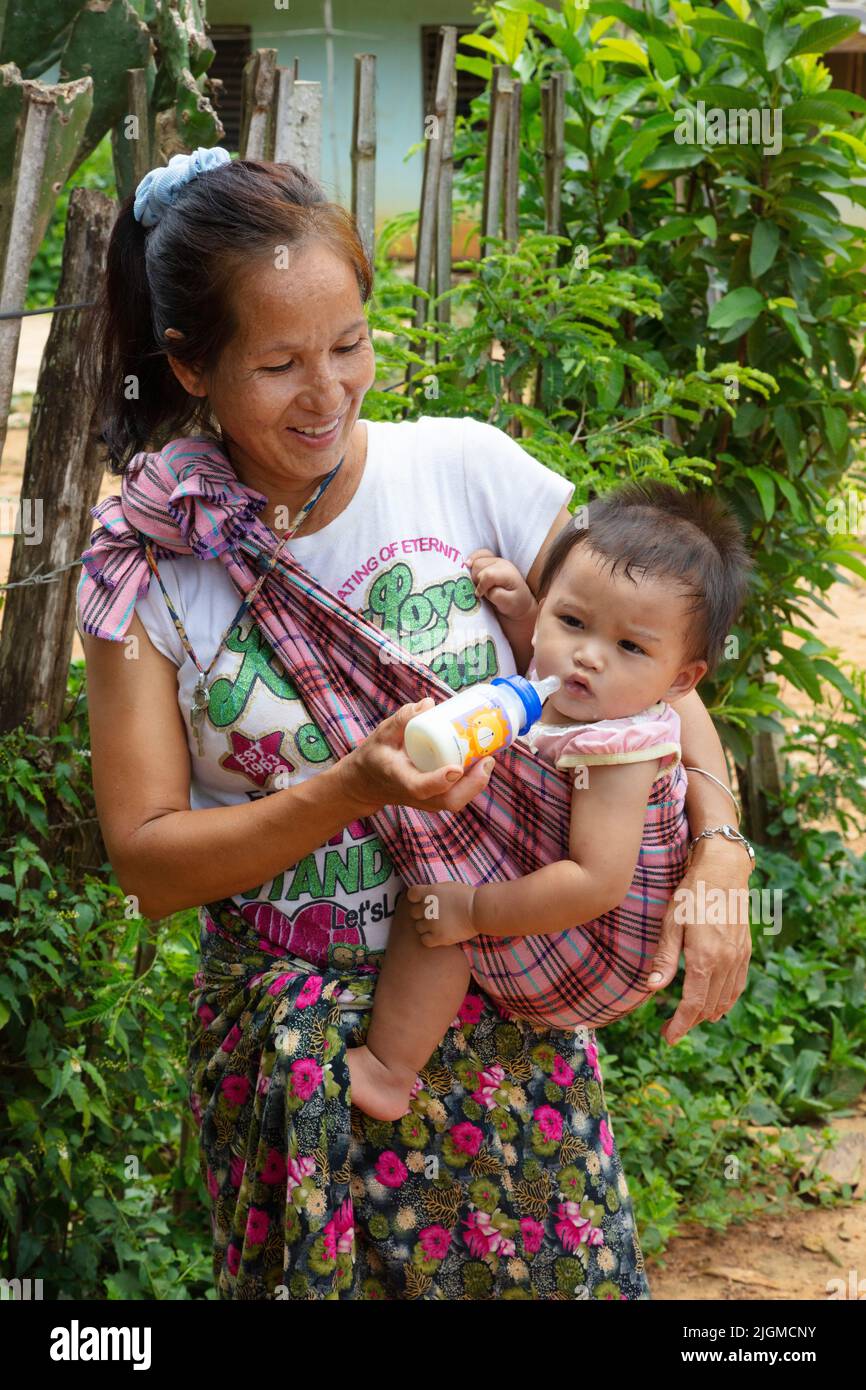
201,617 -> 398,964
359,556 -> 501,691
208,624 -> 330,788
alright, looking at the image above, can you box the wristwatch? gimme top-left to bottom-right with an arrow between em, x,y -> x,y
688,824 -> 756,867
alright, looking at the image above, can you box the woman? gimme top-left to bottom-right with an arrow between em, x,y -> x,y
77,153 -> 753,1300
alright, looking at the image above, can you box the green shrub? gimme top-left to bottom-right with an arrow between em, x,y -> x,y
0,666 -> 213,1298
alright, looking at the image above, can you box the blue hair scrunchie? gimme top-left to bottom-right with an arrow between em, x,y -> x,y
133,146 -> 232,229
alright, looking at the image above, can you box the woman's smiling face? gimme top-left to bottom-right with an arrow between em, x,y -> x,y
532,543 -> 708,722
168,239 -> 376,500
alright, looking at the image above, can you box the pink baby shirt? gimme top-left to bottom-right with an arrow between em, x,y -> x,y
522,662 -> 682,773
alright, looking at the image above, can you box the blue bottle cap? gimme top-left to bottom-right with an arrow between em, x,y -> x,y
491,675 -> 543,735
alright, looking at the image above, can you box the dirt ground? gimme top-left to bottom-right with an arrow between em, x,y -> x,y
2,414 -> 865,1300
645,1104 -> 866,1300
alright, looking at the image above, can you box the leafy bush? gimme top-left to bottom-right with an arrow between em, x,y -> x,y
0,667 -> 213,1299
369,0 -> 866,782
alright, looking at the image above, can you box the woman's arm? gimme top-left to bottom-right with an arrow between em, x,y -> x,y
83,612 -> 386,919
645,688 -> 754,1044
84,612 -> 494,920
676,687 -> 741,833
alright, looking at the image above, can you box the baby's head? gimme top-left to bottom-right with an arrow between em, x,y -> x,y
532,480 -> 752,723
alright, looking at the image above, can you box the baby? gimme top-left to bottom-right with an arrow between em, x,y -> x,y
346,480 -> 752,1121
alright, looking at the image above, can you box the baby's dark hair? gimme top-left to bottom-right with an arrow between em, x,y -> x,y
536,480 -> 753,676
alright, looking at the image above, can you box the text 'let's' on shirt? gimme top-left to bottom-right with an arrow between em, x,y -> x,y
124,416 -> 574,961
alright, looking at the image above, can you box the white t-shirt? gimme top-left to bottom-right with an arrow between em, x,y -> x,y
85,415 -> 574,956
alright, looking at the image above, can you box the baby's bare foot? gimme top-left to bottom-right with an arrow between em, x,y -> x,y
346,1045 -> 418,1121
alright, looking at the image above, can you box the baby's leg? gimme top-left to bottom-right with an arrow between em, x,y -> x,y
346,891 -> 470,1121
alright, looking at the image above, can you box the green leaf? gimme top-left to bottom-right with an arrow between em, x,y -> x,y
597,78 -> 648,153
708,287 -> 764,331
771,406 -> 800,465
832,549 -> 866,581
783,97 -> 854,127
455,55 -> 493,81
460,33 -> 508,61
744,467 -> 776,521
695,214 -> 717,239
822,405 -> 849,456
773,473 -> 806,521
776,646 -> 823,702
775,305 -> 812,359
500,9 -> 530,64
643,216 -> 695,243
641,143 -> 705,171
764,23 -> 799,71
811,660 -> 862,709
691,11 -> 765,58
788,16 -> 861,58
750,222 -> 780,278
597,37 -> 649,68
646,36 -> 678,81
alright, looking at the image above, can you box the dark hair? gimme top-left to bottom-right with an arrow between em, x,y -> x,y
536,480 -> 753,676
85,158 -> 374,473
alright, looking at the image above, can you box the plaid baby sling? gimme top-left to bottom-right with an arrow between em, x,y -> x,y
77,434 -> 679,1028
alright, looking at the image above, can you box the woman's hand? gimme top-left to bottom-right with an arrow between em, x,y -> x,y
404,881 -> 478,946
335,698 -> 495,816
644,839 -> 753,1045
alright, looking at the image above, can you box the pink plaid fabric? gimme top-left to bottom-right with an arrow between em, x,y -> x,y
463,741 -> 690,1030
77,434 -> 682,1026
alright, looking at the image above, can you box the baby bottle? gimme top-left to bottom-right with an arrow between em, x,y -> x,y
404,673 -> 561,773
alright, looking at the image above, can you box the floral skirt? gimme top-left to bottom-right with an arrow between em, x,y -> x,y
188,896 -> 651,1300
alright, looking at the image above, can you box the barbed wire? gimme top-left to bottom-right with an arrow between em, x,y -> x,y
0,557 -> 82,591
0,300 -> 96,321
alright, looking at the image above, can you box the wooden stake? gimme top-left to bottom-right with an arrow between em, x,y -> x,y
274,77 -> 322,179
408,25 -> 457,387
240,48 -> 277,160
503,80 -> 522,247
482,66 -> 515,244
351,54 -> 376,261
0,189 -> 115,735
542,72 -> 565,236
0,74 -> 93,463
434,61 -> 458,345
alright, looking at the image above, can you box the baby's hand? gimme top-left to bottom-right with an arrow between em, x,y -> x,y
405,881 -> 478,947
466,549 -> 537,623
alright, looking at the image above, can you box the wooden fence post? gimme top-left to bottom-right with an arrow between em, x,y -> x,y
407,25 -> 457,388
541,72 -> 565,236
240,49 -> 277,160
0,73 -> 92,464
0,189 -> 115,736
503,80 -> 522,247
434,56 -> 458,349
482,66 -> 515,244
111,67 -> 153,204
351,54 -> 376,261
274,76 -> 322,179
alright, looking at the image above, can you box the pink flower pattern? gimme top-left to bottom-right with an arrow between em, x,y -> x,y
463,1209 -> 516,1259
323,1197 -> 354,1259
191,904 -> 648,1299
374,1151 -> 408,1187
554,1201 -> 605,1252
471,1063 -> 506,1111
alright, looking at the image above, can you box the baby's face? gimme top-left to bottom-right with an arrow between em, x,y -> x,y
532,544 -> 708,723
